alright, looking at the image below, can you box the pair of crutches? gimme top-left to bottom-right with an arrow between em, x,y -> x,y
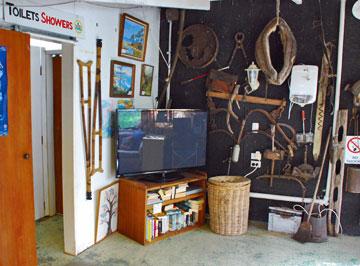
77,39 -> 103,200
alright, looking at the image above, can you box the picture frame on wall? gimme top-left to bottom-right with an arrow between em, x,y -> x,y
118,13 -> 149,62
140,64 -> 154,97
95,181 -> 119,243
109,60 -> 135,98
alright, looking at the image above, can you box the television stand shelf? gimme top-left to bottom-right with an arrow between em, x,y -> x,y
118,170 -> 207,245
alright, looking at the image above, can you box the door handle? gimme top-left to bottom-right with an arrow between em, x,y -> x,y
23,153 -> 31,160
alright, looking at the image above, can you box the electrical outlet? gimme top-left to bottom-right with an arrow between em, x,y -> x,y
251,160 -> 261,168
250,151 -> 262,168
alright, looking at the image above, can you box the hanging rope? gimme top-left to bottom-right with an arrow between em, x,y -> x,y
276,0 -> 281,26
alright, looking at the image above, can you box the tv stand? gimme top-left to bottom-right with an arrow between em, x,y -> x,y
140,171 -> 184,183
118,170 -> 207,245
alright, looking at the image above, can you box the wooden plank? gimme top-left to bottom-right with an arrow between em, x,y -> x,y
118,179 -> 147,244
207,91 -> 286,106
86,0 -> 211,10
144,224 -> 202,245
0,29 -> 37,266
328,109 -> 348,236
53,55 -> 63,214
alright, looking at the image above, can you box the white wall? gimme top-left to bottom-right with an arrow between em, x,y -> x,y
58,3 -> 160,255
0,0 -> 160,255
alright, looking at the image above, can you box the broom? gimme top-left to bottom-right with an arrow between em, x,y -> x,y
293,128 -> 331,243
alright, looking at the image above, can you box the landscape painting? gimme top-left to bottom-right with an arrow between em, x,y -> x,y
140,64 -> 154,97
118,13 -> 149,61
110,60 -> 135,98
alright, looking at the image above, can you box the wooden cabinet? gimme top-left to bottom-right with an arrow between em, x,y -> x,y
118,171 -> 207,245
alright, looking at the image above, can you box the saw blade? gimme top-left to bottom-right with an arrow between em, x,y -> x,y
313,44 -> 332,161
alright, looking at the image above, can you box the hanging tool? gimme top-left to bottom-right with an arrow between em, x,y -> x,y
181,66 -> 229,85
77,59 -> 93,200
165,9 -> 179,107
227,32 -> 248,68
313,43 -> 333,161
158,10 -> 185,108
293,128 -> 331,243
91,39 -> 104,184
263,125 -> 285,187
296,110 -> 314,144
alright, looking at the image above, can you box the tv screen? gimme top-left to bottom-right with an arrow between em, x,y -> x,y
116,109 -> 207,176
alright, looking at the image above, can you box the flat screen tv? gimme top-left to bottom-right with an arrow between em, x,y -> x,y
116,109 -> 207,177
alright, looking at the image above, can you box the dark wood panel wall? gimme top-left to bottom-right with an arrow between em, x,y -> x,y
159,0 -> 360,235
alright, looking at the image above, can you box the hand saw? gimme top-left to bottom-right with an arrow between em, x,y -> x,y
313,43 -> 333,161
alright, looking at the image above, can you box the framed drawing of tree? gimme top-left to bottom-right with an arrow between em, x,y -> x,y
118,13 -> 149,62
95,181 -> 119,243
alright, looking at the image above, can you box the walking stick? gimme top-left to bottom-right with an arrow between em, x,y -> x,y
91,38 -> 104,177
77,59 -> 93,200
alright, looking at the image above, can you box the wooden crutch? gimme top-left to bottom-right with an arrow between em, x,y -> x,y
91,38 -> 104,176
77,59 -> 93,200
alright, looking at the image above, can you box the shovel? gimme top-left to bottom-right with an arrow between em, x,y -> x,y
293,128 -> 331,243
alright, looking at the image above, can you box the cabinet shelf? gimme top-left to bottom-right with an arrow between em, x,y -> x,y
146,192 -> 204,210
144,224 -> 201,245
118,171 -> 207,245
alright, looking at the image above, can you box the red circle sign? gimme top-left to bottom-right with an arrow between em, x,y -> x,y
347,137 -> 360,154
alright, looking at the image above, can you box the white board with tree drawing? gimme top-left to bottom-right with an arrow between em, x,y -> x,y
95,181 -> 119,243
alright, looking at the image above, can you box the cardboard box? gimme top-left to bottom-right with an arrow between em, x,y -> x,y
268,207 -> 302,234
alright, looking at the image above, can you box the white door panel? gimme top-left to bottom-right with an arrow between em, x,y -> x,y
31,46 -> 45,220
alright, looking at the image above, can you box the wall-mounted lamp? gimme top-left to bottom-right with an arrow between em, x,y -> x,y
353,0 -> 360,19
245,61 -> 260,94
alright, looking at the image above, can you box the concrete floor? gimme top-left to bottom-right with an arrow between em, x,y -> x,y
36,215 -> 360,266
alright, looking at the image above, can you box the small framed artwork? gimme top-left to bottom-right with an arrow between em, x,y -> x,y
110,60 -> 135,98
140,64 -> 154,97
118,13 -> 149,62
95,181 -> 119,243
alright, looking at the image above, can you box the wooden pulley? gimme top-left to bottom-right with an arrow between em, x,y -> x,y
179,24 -> 219,69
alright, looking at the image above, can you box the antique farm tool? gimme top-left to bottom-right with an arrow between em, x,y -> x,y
293,127 -> 331,243
255,12 -> 297,86
207,91 -> 286,107
181,66 -> 229,85
227,32 -> 248,68
91,39 -> 104,185
296,110 -> 314,145
346,167 -> 360,193
178,24 -> 219,69
313,43 -> 334,161
328,110 -> 348,236
345,80 -> 360,107
205,68 -> 237,93
158,10 -> 186,108
77,59 -> 93,200
264,125 -> 285,187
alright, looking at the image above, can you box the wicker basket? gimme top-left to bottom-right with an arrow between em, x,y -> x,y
208,176 -> 251,235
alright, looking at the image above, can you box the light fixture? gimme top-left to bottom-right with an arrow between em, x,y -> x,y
353,0 -> 360,20
245,61 -> 260,94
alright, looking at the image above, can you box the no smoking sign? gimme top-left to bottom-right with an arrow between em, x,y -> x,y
345,136 -> 360,164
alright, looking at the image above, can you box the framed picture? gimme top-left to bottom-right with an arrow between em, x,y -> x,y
140,64 -> 154,97
95,181 -> 119,243
118,13 -> 149,62
110,60 -> 135,98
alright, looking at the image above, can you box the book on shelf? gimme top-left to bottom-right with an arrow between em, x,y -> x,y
145,198 -> 202,242
185,185 -> 203,196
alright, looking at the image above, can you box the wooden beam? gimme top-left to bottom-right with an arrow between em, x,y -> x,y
207,91 -> 286,106
85,0 -> 211,10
